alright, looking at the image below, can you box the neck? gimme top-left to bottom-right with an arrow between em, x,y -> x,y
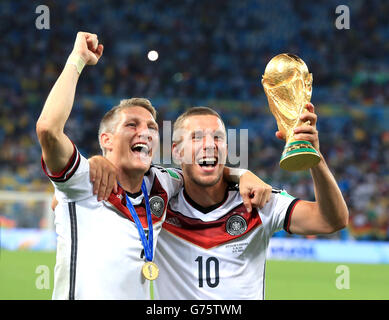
117,168 -> 145,193
184,178 -> 228,208
106,153 -> 147,193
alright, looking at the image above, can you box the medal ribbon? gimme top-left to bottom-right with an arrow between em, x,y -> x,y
124,180 -> 154,262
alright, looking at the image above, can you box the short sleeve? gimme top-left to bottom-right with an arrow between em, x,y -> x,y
261,189 -> 300,235
41,145 -> 94,202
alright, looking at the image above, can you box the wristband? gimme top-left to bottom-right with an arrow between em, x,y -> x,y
66,53 -> 86,74
228,168 -> 248,183
229,168 -> 248,177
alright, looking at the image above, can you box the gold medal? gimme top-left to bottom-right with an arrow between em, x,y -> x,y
142,261 -> 159,280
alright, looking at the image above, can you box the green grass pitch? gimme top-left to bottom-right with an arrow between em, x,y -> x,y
0,250 -> 388,300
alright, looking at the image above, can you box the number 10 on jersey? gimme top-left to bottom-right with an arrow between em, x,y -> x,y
195,256 -> 220,288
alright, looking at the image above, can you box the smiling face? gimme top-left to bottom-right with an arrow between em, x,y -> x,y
100,106 -> 159,174
173,114 -> 227,187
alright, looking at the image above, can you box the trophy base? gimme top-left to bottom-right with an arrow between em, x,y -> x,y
279,141 -> 321,171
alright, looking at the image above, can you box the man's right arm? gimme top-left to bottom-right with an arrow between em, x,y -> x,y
36,32 -> 103,174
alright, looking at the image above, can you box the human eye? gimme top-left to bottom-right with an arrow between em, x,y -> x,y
192,131 -> 203,140
214,132 -> 225,141
125,122 -> 136,128
148,124 -> 158,132
149,127 -> 158,136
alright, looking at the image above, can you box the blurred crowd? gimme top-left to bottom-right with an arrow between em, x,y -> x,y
0,0 -> 388,241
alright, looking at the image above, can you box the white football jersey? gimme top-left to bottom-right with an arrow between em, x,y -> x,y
154,185 -> 299,300
42,146 -> 183,300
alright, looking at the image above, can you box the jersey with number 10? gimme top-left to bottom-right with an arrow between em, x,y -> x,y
154,185 -> 299,300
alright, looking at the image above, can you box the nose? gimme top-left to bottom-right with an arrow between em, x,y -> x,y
203,134 -> 217,154
137,123 -> 153,141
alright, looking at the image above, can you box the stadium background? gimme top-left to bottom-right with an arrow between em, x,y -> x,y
0,0 -> 388,299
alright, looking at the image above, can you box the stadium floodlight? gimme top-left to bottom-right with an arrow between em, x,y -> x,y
147,50 -> 159,61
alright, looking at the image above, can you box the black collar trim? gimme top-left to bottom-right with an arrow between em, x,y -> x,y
125,190 -> 142,199
183,187 -> 229,214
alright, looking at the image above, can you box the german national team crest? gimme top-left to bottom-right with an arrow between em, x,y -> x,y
149,196 -> 165,217
226,215 -> 247,236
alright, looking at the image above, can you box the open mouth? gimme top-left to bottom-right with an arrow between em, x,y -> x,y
131,143 -> 151,156
197,157 -> 218,168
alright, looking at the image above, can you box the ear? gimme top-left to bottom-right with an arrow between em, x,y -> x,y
171,142 -> 182,165
100,132 -> 114,154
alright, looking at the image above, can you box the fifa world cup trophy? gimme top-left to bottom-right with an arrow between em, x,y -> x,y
262,53 -> 321,171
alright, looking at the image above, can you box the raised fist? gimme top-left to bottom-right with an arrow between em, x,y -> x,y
71,32 -> 104,65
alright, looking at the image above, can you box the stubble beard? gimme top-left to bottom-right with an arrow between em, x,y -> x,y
185,166 -> 224,188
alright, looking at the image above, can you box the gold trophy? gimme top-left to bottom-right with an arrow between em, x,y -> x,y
262,53 -> 321,171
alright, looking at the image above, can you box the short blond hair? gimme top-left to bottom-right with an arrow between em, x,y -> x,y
98,98 -> 157,155
172,106 -> 225,143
